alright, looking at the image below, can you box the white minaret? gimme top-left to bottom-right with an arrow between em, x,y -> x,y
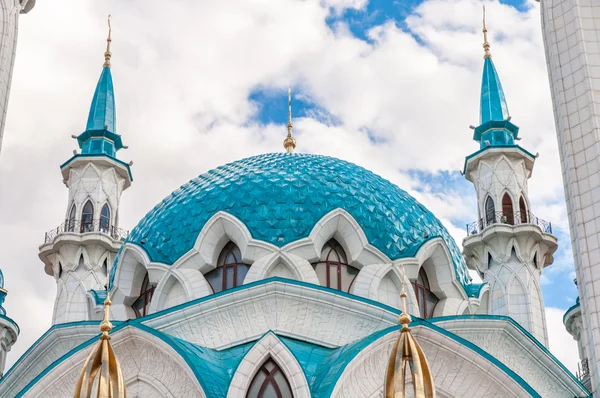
0,0 -> 35,155
0,271 -> 18,377
462,14 -> 557,347
38,18 -> 132,325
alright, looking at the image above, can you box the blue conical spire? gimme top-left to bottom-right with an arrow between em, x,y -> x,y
480,57 -> 509,124
76,16 -> 123,158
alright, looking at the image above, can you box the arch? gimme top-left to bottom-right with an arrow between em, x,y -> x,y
312,239 -> 359,292
205,242 -> 250,293
412,268 -> 439,319
80,200 -> 94,233
100,203 -> 111,234
228,333 -> 311,398
67,203 -> 76,232
485,196 -> 495,226
519,196 -> 528,223
246,357 -> 293,398
502,192 -> 514,225
243,252 -> 320,285
132,272 -> 155,318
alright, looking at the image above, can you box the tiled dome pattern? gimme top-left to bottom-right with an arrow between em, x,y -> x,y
124,153 -> 470,287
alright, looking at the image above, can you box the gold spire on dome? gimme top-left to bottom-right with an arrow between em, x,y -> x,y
74,288 -> 126,398
103,15 -> 112,68
283,86 -> 297,153
482,6 -> 492,59
385,265 -> 436,398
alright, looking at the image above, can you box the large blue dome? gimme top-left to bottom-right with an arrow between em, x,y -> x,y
126,153 -> 470,287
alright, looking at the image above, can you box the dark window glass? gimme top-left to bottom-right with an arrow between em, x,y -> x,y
100,204 -> 110,233
519,197 -> 528,223
485,196 -> 495,226
132,273 -> 155,318
411,268 -> 439,319
67,204 -> 76,232
81,201 -> 94,233
502,193 -> 514,225
246,358 -> 293,398
312,239 -> 359,292
205,242 -> 250,293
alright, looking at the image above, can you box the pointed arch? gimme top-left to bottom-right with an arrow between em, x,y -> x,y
67,203 -> 76,232
502,193 -> 514,225
80,200 -> 94,233
132,272 -> 155,318
519,196 -> 528,223
100,203 -> 111,234
205,241 -> 250,293
246,358 -> 293,398
485,196 -> 495,226
312,239 -> 359,292
412,267 -> 439,319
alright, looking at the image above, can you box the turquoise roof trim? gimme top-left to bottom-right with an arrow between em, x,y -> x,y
563,302 -> 581,324
122,153 -> 471,288
60,154 -> 133,181
480,57 -> 509,124
89,289 -> 107,306
463,145 -> 535,174
86,67 -> 116,134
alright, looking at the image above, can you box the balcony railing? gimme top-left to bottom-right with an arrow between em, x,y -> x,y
466,211 -> 552,236
577,358 -> 590,381
44,219 -> 129,244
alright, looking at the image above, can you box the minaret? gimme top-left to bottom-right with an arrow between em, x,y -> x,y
462,10 -> 557,347
0,0 -> 35,156
0,270 -> 19,378
38,17 -> 133,325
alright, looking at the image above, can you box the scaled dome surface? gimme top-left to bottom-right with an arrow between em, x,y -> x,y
125,153 -> 470,287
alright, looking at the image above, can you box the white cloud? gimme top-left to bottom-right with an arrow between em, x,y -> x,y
546,306 -> 581,374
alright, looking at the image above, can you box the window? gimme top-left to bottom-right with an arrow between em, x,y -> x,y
246,358 -> 293,398
411,268 -> 439,319
100,204 -> 110,234
519,197 -> 528,223
67,204 -> 76,232
132,273 -> 155,318
81,201 -> 94,233
205,242 -> 250,293
485,196 -> 495,226
312,239 -> 359,292
502,193 -> 514,225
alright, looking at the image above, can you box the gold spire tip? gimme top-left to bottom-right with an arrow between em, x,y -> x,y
103,15 -> 112,68
482,6 -> 491,59
283,86 -> 297,154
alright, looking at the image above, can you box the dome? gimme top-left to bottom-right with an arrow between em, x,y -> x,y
125,153 -> 470,287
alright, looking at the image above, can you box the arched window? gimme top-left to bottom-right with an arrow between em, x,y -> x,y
81,201 -> 94,233
205,242 -> 250,293
502,193 -> 514,225
67,204 -> 76,232
312,239 -> 359,292
100,204 -> 110,234
132,273 -> 155,318
519,196 -> 528,223
485,196 -> 495,226
246,358 -> 293,398
411,268 -> 439,319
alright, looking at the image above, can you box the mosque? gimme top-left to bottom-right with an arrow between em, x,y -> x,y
0,2 -> 596,398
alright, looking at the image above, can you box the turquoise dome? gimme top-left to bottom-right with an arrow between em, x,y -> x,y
121,153 -> 470,288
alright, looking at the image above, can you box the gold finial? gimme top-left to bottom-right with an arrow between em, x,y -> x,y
74,283 -> 126,398
384,264 -> 436,398
482,6 -> 491,59
103,15 -> 112,68
283,86 -> 297,153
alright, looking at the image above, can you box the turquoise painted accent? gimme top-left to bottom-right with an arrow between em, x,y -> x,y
464,282 -> 487,298
89,289 -> 107,306
60,154 -> 133,181
0,269 -> 4,288
563,302 -> 581,324
480,57 -> 509,124
430,314 -> 589,394
119,153 -> 471,289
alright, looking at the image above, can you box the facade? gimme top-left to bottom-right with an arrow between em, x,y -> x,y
540,0 -> 600,394
0,13 -> 592,398
0,0 -> 35,155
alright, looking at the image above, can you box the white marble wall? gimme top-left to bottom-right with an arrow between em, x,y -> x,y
541,0 -> 600,392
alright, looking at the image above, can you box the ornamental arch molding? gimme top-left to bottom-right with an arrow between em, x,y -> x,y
227,332 -> 311,398
243,251 -> 319,285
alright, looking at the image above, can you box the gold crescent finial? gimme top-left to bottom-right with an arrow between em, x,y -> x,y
283,86 -> 297,153
103,15 -> 112,68
482,6 -> 491,59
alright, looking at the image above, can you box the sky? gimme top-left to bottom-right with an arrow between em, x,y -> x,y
0,0 -> 581,374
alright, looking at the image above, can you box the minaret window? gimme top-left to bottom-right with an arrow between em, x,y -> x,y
502,193 -> 514,225
81,201 -> 94,233
100,204 -> 111,234
485,196 -> 496,226
411,268 -> 439,319
246,358 -> 293,398
67,204 -> 76,232
312,239 -> 359,292
205,242 -> 249,293
519,197 -> 528,223
132,273 -> 155,318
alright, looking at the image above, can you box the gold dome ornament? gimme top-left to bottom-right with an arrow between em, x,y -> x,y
384,265 -> 435,398
283,87 -> 296,153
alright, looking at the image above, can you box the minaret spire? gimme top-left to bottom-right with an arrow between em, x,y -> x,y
103,15 -> 112,68
482,6 -> 491,59
385,264 -> 436,398
283,86 -> 297,153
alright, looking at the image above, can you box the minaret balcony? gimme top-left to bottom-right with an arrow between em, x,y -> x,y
466,211 -> 552,236
44,219 -> 129,244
